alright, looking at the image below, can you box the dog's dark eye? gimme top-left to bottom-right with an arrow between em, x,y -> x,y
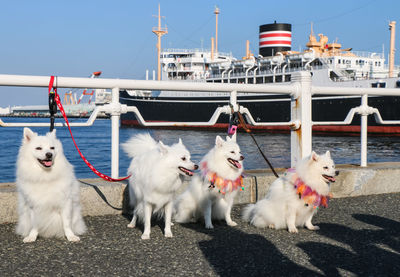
323,166 -> 328,170
50,147 -> 55,150
181,157 -> 186,161
35,147 -> 42,150
230,151 -> 235,154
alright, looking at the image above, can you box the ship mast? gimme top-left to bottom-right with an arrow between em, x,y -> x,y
152,4 -> 167,81
389,21 -> 396,78
214,6 -> 219,54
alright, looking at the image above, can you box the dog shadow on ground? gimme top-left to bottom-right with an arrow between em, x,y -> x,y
297,214 -> 400,276
181,222 -> 322,277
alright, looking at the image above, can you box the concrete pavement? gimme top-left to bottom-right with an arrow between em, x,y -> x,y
1,193 -> 399,276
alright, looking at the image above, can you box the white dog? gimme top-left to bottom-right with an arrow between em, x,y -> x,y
16,128 -> 86,242
174,135 -> 244,229
123,133 -> 197,240
242,151 -> 338,233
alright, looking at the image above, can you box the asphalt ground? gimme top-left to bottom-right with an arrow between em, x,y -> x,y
1,193 -> 399,277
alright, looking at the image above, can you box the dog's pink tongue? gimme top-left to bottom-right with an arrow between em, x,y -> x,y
235,160 -> 242,169
44,160 -> 53,167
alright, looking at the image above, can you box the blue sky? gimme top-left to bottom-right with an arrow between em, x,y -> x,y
0,0 -> 399,106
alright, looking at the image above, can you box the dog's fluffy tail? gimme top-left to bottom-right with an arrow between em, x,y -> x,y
242,203 -> 255,222
122,133 -> 158,158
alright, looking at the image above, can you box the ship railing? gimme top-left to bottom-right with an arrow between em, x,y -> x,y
319,51 -> 384,59
162,48 -> 233,58
1,73 -> 400,178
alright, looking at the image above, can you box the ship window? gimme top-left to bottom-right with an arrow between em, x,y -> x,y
396,80 -> 400,88
379,82 -> 386,88
338,59 -> 341,64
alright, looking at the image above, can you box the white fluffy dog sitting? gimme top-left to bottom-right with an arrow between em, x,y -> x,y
16,128 -> 86,242
174,136 -> 244,229
123,133 -> 197,240
243,151 -> 338,233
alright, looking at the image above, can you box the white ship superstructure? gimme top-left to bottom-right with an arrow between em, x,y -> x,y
159,31 -> 399,88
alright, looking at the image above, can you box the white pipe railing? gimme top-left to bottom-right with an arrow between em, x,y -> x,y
1,73 -> 400,177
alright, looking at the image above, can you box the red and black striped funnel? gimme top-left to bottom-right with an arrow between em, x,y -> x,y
259,22 -> 291,57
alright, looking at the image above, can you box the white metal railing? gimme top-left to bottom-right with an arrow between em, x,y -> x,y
1,72 -> 400,178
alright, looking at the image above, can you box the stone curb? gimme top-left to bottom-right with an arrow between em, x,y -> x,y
1,162 -> 400,224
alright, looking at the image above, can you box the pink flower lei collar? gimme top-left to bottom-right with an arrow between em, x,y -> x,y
286,168 -> 332,209
200,161 -> 244,194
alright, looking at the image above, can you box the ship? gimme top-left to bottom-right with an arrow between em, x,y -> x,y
120,7 -> 400,135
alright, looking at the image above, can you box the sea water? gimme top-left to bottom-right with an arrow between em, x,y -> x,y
1,117 -> 400,183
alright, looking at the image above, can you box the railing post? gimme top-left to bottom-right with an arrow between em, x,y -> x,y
360,94 -> 368,167
230,90 -> 238,142
111,87 -> 120,178
290,72 -> 312,167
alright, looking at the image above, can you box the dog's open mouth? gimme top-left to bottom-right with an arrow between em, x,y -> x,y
179,166 -> 194,176
228,158 -> 241,169
322,174 -> 336,183
38,158 -> 53,168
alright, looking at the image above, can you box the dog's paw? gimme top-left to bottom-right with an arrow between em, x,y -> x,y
127,223 -> 136,228
164,231 -> 173,238
205,223 -> 214,229
23,235 -> 37,243
67,234 -> 81,242
306,225 -> 320,231
288,226 -> 298,233
227,221 -> 237,227
268,224 -> 275,229
141,233 -> 150,240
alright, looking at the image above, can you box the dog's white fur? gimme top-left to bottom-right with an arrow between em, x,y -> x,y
123,133 -> 197,239
242,151 -> 338,233
16,128 -> 86,242
174,135 -> 244,229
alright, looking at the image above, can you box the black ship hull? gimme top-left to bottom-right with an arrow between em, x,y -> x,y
120,90 -> 400,135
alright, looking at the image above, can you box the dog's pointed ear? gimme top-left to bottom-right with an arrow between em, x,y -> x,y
325,150 -> 331,158
310,151 -> 319,162
178,138 -> 183,145
226,136 -> 231,142
23,127 -> 37,143
158,141 -> 168,155
47,129 -> 57,138
215,136 -> 224,147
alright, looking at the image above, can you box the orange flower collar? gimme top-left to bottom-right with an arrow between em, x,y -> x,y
286,168 -> 332,209
201,161 -> 244,194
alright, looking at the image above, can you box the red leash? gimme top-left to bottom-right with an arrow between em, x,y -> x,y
48,76 -> 130,182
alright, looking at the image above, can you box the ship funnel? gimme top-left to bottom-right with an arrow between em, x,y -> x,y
259,23 -> 291,57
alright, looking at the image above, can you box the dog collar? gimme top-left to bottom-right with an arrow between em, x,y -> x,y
200,161 -> 244,194
286,168 -> 332,209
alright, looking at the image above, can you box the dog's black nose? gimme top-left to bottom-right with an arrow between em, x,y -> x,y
335,170 -> 339,176
46,152 -> 53,159
194,165 -> 199,170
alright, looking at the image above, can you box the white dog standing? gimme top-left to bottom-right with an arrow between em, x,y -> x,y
16,128 -> 86,242
243,151 -> 338,233
174,136 -> 244,229
123,133 -> 197,240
